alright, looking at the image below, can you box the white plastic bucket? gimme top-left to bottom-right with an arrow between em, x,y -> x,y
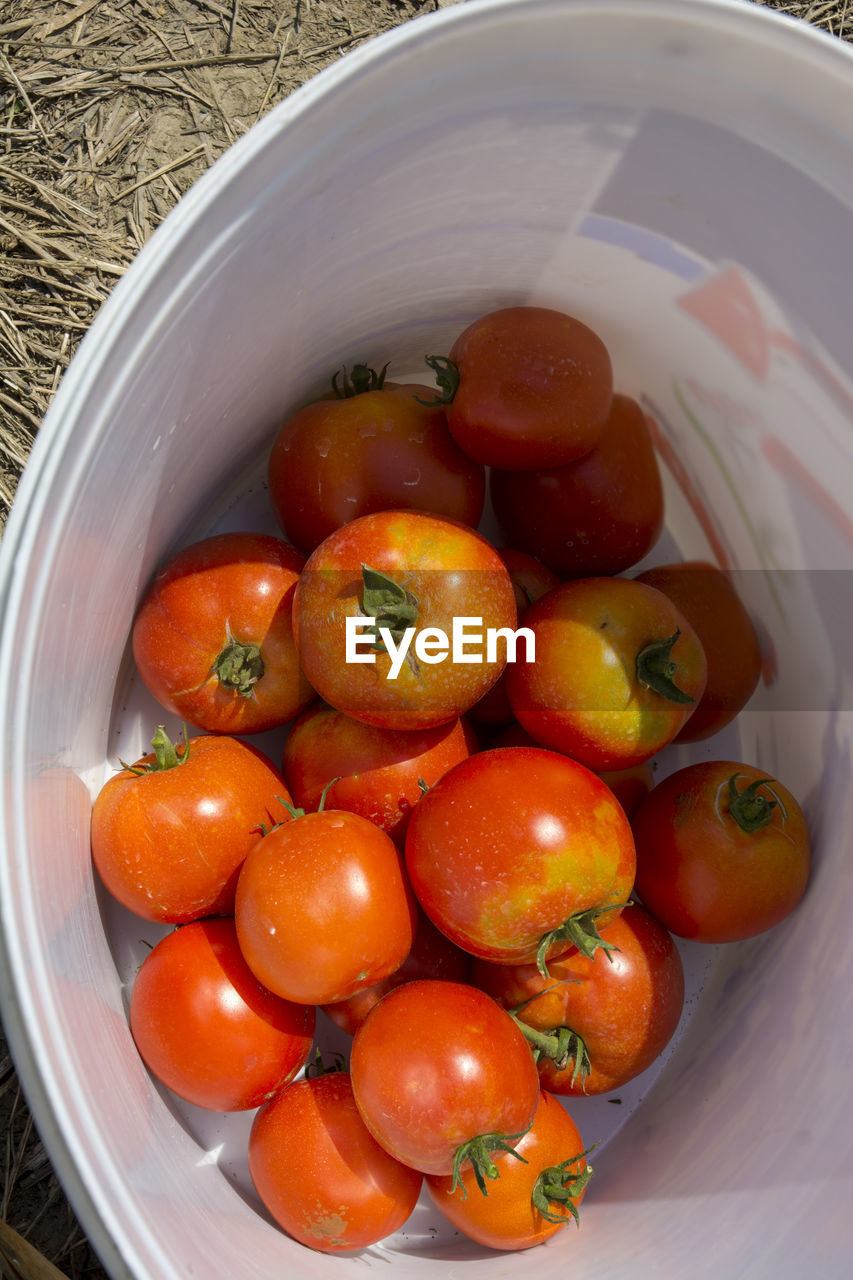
2,0 -> 853,1276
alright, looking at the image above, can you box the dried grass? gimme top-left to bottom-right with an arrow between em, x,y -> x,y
0,0 -> 849,1277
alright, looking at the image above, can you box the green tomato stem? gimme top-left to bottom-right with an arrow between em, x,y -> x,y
415,355 -> 460,407
635,629 -> 694,704
531,1145 -> 597,1225
449,1123 -> 533,1199
212,635 -> 264,697
727,773 -> 778,832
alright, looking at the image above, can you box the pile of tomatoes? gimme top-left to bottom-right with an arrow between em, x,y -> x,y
90,305 -> 812,1256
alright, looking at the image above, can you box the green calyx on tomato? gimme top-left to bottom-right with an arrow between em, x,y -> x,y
726,773 -> 779,833
359,565 -> 420,649
532,1146 -> 596,1226
635,629 -> 694,704
449,1122 -> 533,1199
331,363 -> 389,399
304,1049 -> 348,1078
510,1017 -> 592,1092
417,355 -> 461,407
119,724 -> 189,775
211,629 -> 265,697
258,777 -> 343,834
535,906 -> 620,978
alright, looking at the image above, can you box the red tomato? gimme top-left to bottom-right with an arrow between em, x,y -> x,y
282,702 -> 478,845
507,577 -> 708,769
430,306 -> 613,470
471,903 -> 684,1095
467,548 -> 561,728
131,532 -> 315,734
129,919 -> 315,1111
490,393 -> 664,576
632,761 -> 811,942
268,376 -> 485,552
321,908 -> 470,1035
634,561 -> 762,741
426,1091 -> 593,1250
350,980 -> 541,1182
404,747 -> 635,968
293,510 -> 517,730
235,805 -> 416,1004
249,1070 -> 422,1253
489,723 -> 654,817
90,727 -> 290,923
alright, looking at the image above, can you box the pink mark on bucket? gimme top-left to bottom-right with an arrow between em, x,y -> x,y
678,266 -> 769,381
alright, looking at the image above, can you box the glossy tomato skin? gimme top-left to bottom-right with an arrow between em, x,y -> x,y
249,1071 -> 423,1253
91,733 -> 290,923
490,393 -> 664,576
404,747 -> 635,966
268,385 -> 485,553
293,510 -> 517,730
235,808 -> 416,1005
632,761 -> 811,943
282,703 -> 479,845
444,306 -> 613,470
321,909 -> 470,1035
467,548 -> 561,728
471,903 -> 685,1095
350,980 -> 541,1177
635,561 -> 762,742
426,1091 -> 591,1251
132,532 -> 315,734
489,723 -> 654,817
507,577 -> 708,769
129,919 -> 315,1112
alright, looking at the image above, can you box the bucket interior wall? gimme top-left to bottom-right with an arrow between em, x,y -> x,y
2,3 -> 852,1278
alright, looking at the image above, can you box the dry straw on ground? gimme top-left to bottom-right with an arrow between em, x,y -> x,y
0,1 -> 850,1278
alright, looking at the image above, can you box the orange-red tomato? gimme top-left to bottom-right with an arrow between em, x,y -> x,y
268,380 -> 485,553
632,761 -> 811,942
129,919 -> 315,1111
235,806 -> 416,1005
489,722 -> 654,817
249,1071 -> 423,1253
634,560 -> 762,741
321,908 -> 470,1035
281,703 -> 478,845
471,903 -> 685,1095
437,306 -> 613,470
507,577 -> 708,769
132,531 -> 314,734
404,747 -> 635,967
91,728 -> 289,923
293,510 -> 517,730
350,980 -> 541,1180
490,392 -> 664,576
426,1091 -> 592,1251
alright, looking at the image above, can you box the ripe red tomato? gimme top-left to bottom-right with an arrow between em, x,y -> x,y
132,531 -> 315,734
267,374 -> 485,552
507,577 -> 708,769
235,805 -> 416,1004
634,561 -> 762,741
471,903 -> 685,1095
426,1091 -> 593,1250
350,979 -> 541,1183
404,747 -> 635,968
282,702 -> 478,845
488,723 -> 654,817
129,919 -> 315,1111
90,727 -> 290,923
490,393 -> 664,576
467,548 -> 561,728
321,908 -> 470,1035
249,1069 -> 423,1253
293,510 -> 517,730
429,306 -> 613,469
632,761 -> 811,942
